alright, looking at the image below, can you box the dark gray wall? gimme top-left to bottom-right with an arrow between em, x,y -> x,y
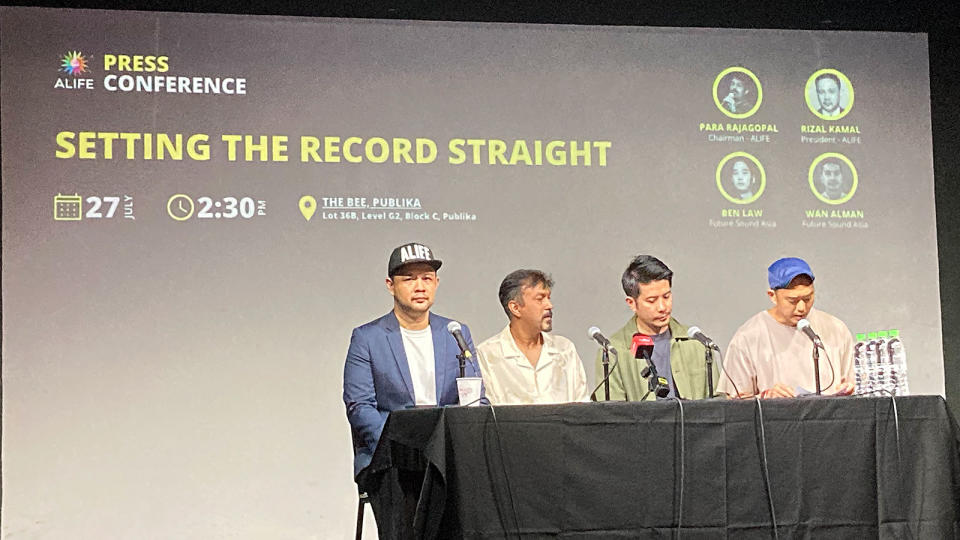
10,1 -> 959,415
145,0 -> 957,416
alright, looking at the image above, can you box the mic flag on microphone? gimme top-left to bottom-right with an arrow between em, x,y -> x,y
446,320 -> 472,358
632,333 -> 668,398
631,333 -> 654,360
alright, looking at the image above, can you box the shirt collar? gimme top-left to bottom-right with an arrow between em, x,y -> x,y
496,324 -> 559,367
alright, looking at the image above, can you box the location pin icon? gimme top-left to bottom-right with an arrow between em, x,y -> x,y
299,195 -> 317,221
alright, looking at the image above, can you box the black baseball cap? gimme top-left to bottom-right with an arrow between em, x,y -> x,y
387,242 -> 442,276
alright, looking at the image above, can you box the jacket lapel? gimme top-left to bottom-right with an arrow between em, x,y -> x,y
383,312 -> 415,402
616,314 -> 651,401
430,314 -> 449,402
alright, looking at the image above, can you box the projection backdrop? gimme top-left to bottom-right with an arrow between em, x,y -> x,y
1,7 -> 940,538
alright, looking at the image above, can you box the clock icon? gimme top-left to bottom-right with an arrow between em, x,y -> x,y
167,194 -> 195,221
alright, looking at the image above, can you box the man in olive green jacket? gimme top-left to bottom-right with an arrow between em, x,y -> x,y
593,255 -> 719,401
596,315 -> 718,401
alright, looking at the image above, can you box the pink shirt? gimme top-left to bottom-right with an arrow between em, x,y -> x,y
718,308 -> 855,397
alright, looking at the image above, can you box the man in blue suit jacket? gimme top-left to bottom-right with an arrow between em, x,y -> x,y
343,242 -> 482,485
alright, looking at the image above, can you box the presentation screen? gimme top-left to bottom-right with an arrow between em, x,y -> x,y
1,7 -> 939,537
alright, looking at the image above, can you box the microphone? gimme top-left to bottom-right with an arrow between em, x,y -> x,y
796,318 -> 824,348
587,326 -> 611,349
632,333 -> 668,398
687,326 -> 718,349
446,321 -> 473,359
631,333 -> 654,360
590,327 -> 617,401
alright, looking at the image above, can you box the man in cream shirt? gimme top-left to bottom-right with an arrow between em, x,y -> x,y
718,257 -> 855,399
477,269 -> 590,404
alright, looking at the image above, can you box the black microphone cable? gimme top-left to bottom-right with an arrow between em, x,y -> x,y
888,393 -> 902,466
589,348 -> 621,401
714,347 -> 742,399
797,347 -> 837,397
753,397 -> 780,540
461,396 -> 484,407
883,394 -> 916,540
868,391 -> 906,505
485,404 -> 523,540
668,397 -> 686,539
876,390 -> 908,535
820,346 -> 837,393
847,390 -> 912,538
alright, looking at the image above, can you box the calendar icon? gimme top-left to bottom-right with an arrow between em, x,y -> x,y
54,193 -> 82,221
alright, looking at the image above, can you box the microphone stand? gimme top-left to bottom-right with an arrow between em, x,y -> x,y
705,347 -> 715,397
640,361 -> 669,399
457,353 -> 467,379
812,345 -> 821,395
640,361 -> 655,401
601,347 -> 610,401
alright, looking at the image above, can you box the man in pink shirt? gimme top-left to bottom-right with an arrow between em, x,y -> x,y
718,257 -> 856,399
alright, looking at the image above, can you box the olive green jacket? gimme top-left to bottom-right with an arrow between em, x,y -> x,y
594,316 -> 719,401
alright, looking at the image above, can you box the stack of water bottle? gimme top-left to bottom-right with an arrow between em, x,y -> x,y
853,330 -> 909,396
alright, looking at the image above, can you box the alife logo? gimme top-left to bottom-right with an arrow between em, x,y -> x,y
55,50 -> 95,90
400,244 -> 432,262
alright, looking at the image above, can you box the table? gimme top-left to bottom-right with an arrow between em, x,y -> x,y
365,396 -> 960,539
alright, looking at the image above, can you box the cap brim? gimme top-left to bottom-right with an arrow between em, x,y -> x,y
771,271 -> 815,289
391,259 -> 442,275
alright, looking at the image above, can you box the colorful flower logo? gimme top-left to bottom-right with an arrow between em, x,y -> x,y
60,51 -> 89,76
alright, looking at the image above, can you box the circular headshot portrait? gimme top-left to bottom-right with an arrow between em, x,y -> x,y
809,153 -> 858,204
713,67 -> 763,119
716,151 -> 766,204
805,69 -> 854,121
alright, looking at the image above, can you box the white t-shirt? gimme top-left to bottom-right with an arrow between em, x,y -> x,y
400,326 -> 437,405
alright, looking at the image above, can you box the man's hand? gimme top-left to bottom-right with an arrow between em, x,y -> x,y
829,381 -> 855,396
760,383 -> 796,399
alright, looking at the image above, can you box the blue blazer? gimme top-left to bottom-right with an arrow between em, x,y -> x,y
343,311 -> 482,478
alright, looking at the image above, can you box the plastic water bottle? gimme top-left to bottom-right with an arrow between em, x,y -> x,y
854,333 -> 867,394
865,332 -> 880,396
877,330 -> 892,394
887,329 -> 909,395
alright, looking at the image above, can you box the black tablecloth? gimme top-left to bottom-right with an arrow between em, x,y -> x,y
365,396 -> 960,539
